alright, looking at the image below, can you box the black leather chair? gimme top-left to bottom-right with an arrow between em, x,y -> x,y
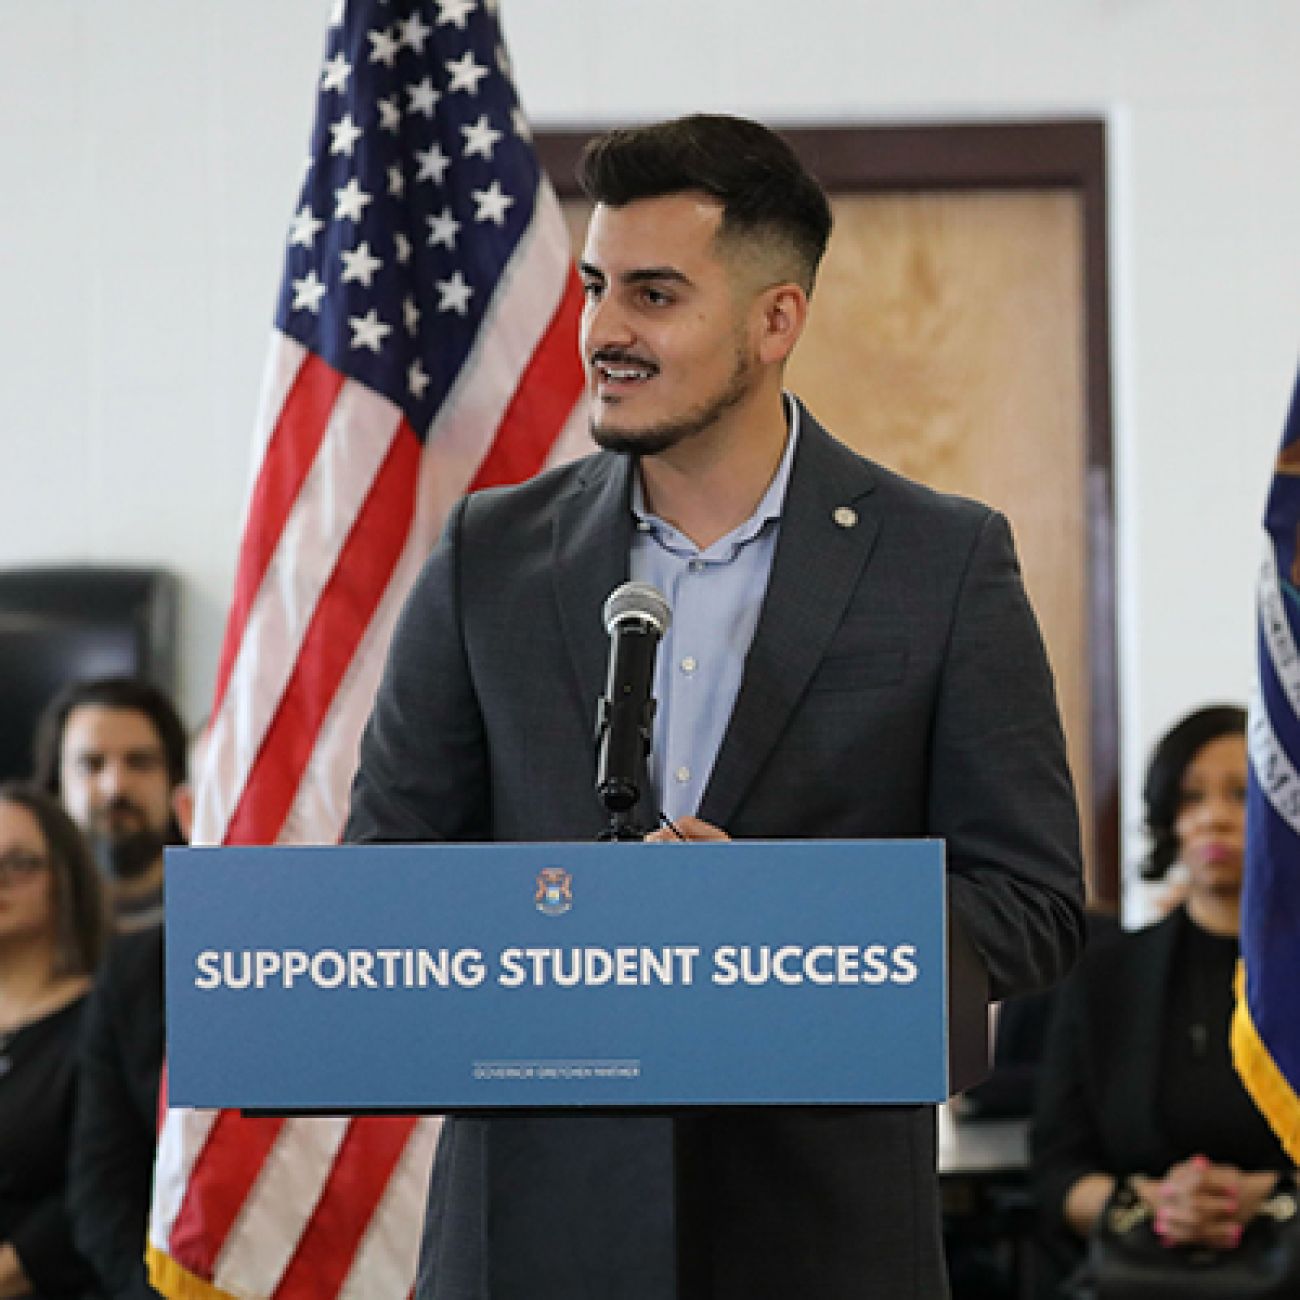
0,565 -> 178,782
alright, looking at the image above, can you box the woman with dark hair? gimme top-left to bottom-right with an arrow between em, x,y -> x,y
0,783 -> 105,1299
1030,704 -> 1296,1293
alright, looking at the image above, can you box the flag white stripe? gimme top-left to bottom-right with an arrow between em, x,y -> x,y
242,335 -> 311,510
210,1118 -> 352,1297
336,1120 -> 443,1300
149,1108 -> 221,1255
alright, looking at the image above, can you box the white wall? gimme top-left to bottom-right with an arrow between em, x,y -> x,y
3,1 -> 1298,901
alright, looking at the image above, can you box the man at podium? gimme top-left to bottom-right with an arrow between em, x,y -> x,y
346,113 -> 1085,1300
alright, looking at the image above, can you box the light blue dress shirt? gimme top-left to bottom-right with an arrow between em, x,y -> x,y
629,397 -> 800,824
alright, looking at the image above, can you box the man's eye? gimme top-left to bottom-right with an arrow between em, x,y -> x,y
641,288 -> 671,307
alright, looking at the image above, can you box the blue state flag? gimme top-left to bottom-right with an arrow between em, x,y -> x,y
1233,365 -> 1300,1162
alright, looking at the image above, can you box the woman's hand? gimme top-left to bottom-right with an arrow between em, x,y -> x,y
1148,1156 -> 1282,1250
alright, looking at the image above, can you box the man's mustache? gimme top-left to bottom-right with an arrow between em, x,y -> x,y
589,348 -> 659,374
92,795 -> 148,827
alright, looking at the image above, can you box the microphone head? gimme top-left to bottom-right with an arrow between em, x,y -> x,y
603,581 -> 671,637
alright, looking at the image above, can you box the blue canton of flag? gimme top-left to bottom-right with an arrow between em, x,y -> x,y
1233,366 -> 1300,1162
279,0 -> 540,436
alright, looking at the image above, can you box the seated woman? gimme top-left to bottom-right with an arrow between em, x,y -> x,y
1030,704 -> 1296,1293
0,784 -> 105,1299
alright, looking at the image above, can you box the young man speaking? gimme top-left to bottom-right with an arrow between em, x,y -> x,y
346,114 -> 1084,1299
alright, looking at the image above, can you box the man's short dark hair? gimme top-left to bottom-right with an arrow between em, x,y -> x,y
577,114 -> 833,293
32,676 -> 189,795
1141,703 -> 1247,880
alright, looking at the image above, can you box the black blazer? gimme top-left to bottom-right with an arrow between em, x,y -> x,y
68,926 -> 164,1300
347,406 -> 1085,1299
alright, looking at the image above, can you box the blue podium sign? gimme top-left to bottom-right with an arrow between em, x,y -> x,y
165,839 -> 963,1112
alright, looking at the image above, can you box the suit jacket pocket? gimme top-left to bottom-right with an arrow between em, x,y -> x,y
808,645 -> 908,693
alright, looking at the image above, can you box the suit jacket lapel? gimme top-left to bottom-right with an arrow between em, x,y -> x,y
699,410 -> 881,829
551,451 -> 635,737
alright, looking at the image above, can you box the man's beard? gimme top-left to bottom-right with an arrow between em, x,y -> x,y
91,826 -> 171,882
590,345 -> 755,457
87,797 -> 178,882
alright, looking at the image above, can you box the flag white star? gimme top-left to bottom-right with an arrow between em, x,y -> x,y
445,50 -> 489,96
472,180 -> 514,225
426,207 -> 461,249
334,177 -> 373,222
349,308 -> 392,352
403,297 -> 421,334
341,241 -> 383,287
436,271 -> 474,315
368,25 -> 401,67
415,143 -> 451,184
408,359 -> 431,398
321,51 -> 351,93
291,269 -> 328,314
407,78 -> 440,117
400,10 -> 433,53
394,232 -> 413,265
288,205 -> 325,248
461,114 -> 502,160
387,165 -> 405,197
329,113 -> 363,157
436,0 -> 477,29
377,96 -> 402,133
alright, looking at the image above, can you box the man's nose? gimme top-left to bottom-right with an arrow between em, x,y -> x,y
582,296 -> 634,355
96,760 -> 130,799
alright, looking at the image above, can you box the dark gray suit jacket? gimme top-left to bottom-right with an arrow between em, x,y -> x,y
346,405 -> 1085,1299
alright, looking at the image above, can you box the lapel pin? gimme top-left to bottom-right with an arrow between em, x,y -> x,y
833,506 -> 857,529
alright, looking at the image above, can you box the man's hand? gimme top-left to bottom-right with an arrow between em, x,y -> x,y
644,816 -> 731,843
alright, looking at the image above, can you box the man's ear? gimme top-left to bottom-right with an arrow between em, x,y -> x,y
755,283 -> 809,366
172,783 -> 194,843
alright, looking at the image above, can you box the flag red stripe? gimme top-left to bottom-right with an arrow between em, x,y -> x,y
168,1113 -> 287,1277
469,272 -> 584,492
224,420 -> 423,846
211,354 -> 346,719
270,1118 -> 420,1299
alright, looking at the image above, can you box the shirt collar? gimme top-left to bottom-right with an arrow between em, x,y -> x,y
631,392 -> 801,546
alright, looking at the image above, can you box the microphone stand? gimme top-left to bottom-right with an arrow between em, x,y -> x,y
593,674 -> 656,841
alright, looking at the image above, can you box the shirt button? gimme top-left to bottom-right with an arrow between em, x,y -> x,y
688,559 -> 704,573
675,766 -> 691,784
680,656 -> 697,674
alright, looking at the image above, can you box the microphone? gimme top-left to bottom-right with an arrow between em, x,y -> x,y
595,581 -> 672,822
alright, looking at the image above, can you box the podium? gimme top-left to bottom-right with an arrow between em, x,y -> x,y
165,839 -> 988,1112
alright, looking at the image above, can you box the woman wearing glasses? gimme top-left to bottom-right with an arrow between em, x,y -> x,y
0,783 -> 105,1299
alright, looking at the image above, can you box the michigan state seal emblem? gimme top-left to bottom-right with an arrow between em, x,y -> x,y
535,866 -> 573,916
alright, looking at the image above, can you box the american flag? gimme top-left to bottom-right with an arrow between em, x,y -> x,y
147,0 -> 587,1294
1233,365 -> 1300,1163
